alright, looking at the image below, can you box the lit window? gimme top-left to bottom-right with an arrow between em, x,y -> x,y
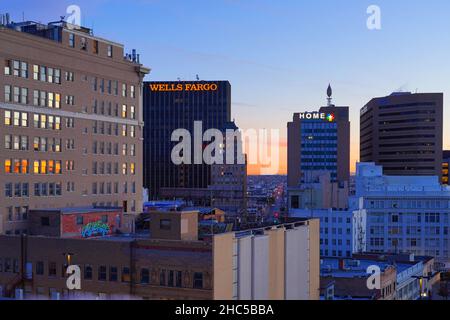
122,105 -> 127,118
33,65 -> 39,80
4,110 -> 11,125
40,160 -> 47,174
4,159 -> 12,173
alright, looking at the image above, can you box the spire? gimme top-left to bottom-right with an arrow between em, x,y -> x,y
327,84 -> 333,106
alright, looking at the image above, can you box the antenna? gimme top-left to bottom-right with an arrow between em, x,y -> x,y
327,84 -> 333,106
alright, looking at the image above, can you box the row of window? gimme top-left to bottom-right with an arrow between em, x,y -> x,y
4,60 -> 62,84
92,181 -> 137,195
5,85 -> 75,108
5,206 -> 28,221
4,159 -> 63,175
4,111 -> 63,130
93,121 -> 136,138
92,162 -> 136,175
93,142 -> 136,156
4,182 -> 63,198
366,199 -> 450,210
4,135 -> 63,153
92,77 -> 135,99
69,33 -> 114,59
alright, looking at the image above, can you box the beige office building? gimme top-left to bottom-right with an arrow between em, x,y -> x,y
0,19 -> 150,235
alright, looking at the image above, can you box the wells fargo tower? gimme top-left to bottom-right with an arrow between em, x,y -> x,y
143,81 -> 231,200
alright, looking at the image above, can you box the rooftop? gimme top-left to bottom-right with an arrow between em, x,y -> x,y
30,206 -> 122,215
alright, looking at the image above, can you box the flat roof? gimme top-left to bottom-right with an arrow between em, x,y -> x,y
30,207 -> 122,215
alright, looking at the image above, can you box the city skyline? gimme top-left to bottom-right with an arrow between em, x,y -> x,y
1,2 -> 450,303
4,0 -> 450,174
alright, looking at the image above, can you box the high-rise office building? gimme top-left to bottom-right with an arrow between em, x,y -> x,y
0,19 -> 150,235
360,92 -> 443,177
143,81 -> 231,200
288,86 -> 350,188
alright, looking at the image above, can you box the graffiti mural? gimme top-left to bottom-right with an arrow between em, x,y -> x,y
81,221 -> 111,238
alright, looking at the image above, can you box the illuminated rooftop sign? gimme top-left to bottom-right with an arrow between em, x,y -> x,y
150,83 -> 219,92
299,112 -> 335,122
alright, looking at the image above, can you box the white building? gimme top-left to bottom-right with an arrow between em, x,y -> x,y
290,208 -> 366,258
352,163 -> 450,262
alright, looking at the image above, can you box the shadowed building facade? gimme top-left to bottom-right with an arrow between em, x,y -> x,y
143,81 -> 231,200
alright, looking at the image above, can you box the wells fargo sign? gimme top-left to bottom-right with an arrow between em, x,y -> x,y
150,83 -> 219,92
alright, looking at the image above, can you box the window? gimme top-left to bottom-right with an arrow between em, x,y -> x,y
160,219 -> 171,230
76,216 -> 84,225
122,84 -> 127,97
33,65 -> 39,80
69,33 -> 75,47
36,261 -> 44,275
141,268 -> 150,284
48,262 -> 57,277
130,85 -> 136,98
98,266 -> 107,281
122,267 -> 130,282
4,110 -> 11,125
107,45 -> 113,57
176,271 -> 182,288
4,85 -> 11,102
80,37 -> 87,50
5,183 -> 12,197
93,40 -> 99,54
109,267 -> 118,282
193,272 -> 203,289
4,59 -> 11,75
160,269 -> 166,286
101,215 -> 108,223
41,217 -> 50,226
40,66 -> 47,82
84,265 -> 93,280
130,105 -> 135,119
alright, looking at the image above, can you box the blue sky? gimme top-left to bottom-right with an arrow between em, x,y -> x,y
3,0 -> 450,171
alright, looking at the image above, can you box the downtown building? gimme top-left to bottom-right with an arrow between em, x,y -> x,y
143,81 -> 247,213
287,86 -> 350,209
360,92 -> 443,178
0,18 -> 150,235
352,162 -> 450,262
0,211 -> 319,300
